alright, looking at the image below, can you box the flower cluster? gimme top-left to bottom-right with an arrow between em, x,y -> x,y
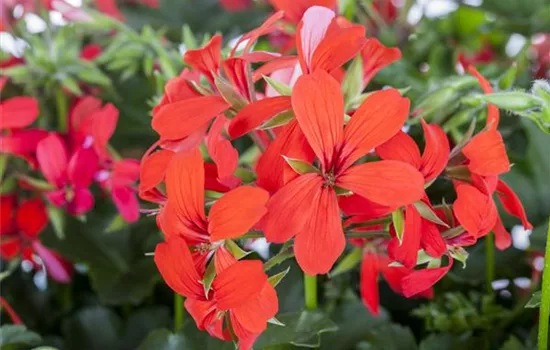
138,4 -> 532,349
0,58 -> 140,283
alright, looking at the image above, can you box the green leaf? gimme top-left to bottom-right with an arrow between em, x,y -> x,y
282,156 -> 319,175
224,239 -> 251,259
330,247 -> 363,277
0,258 -> 20,282
448,246 -> 469,268
60,76 -> 83,95
17,175 -> 55,191
499,63 -> 518,90
120,307 -> 171,350
392,208 -> 405,244
46,205 -> 65,240
320,301 -> 389,349
215,76 -> 247,110
480,92 -> 542,111
62,307 -> 121,350
202,258 -> 216,298
357,324 -> 418,350
255,310 -> 338,348
525,291 -> 542,308
138,322 -> 233,350
105,214 -> 128,233
414,201 -> 449,228
260,109 -> 295,130
342,55 -> 363,107
0,325 -> 41,347
182,25 -> 198,49
268,266 -> 291,287
264,242 -> 294,271
500,335 -> 527,350
263,75 -> 292,96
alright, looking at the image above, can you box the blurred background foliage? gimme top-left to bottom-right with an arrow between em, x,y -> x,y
0,0 -> 549,349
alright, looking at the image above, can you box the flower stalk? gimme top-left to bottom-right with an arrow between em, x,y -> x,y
174,293 -> 184,331
538,217 -> 550,350
304,274 -> 318,311
55,89 -> 68,132
485,232 -> 495,294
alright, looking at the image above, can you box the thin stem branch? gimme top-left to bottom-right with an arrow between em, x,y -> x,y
174,294 -> 184,331
485,232 -> 495,294
55,89 -> 68,132
538,217 -> 550,350
304,274 -> 318,311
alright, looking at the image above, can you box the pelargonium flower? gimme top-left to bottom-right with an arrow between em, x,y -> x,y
263,70 -> 425,275
0,195 -> 72,283
36,133 -> 98,216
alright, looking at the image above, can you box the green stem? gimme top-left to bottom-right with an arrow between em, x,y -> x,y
485,232 -> 495,294
538,217 -> 550,350
55,89 -> 68,132
304,274 -> 318,310
0,154 -> 8,183
174,294 -> 184,331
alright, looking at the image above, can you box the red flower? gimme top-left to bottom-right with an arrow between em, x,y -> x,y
157,149 -> 268,247
263,70 -> 424,275
0,195 -> 72,283
155,236 -> 278,349
36,133 -> 98,216
97,159 -> 141,222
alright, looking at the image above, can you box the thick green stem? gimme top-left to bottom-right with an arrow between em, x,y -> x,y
174,294 -> 184,331
55,89 -> 68,132
485,232 -> 495,294
538,218 -> 550,350
304,274 -> 318,310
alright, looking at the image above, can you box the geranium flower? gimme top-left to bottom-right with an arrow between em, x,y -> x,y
0,195 -> 72,283
36,133 -> 98,216
155,237 -> 278,350
263,70 -> 425,275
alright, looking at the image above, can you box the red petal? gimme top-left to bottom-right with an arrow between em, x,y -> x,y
68,188 -> 94,215
252,56 -> 298,82
360,252 -> 380,315
95,0 -> 124,20
496,180 -> 532,229
67,147 -> 98,188
154,236 -> 205,299
256,121 -> 314,194
270,0 -> 337,22
296,6 -> 335,72
0,129 -> 48,167
70,96 -> 102,132
336,160 -> 425,207
228,96 -> 292,139
208,186 -> 269,241
206,115 -> 240,186
111,186 -> 140,223
467,66 -> 499,129
0,97 -> 39,129
233,282 -> 278,333
462,130 -> 510,176
339,194 -> 395,218
111,159 -> 140,187
0,237 -> 21,259
165,149 -> 207,231
36,133 -> 68,188
493,217 -> 512,250
401,258 -> 453,297
0,195 -> 15,234
421,221 -> 446,258
213,260 -> 267,310
16,197 -> 47,239
89,103 -> 118,158
294,185 -> 345,275
139,149 -> 174,200
263,173 -> 324,243
152,96 -> 229,141
292,70 -> 344,170
419,120 -> 450,182
454,183 -> 497,237
215,246 -> 238,274
362,38 -> 401,87
218,0 -> 252,11
183,35 -> 222,86
387,205 -> 422,268
232,11 -> 285,55
310,22 -> 366,73
32,241 -> 72,283
376,131 -> 421,169
185,297 -> 218,332
340,89 -> 410,170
